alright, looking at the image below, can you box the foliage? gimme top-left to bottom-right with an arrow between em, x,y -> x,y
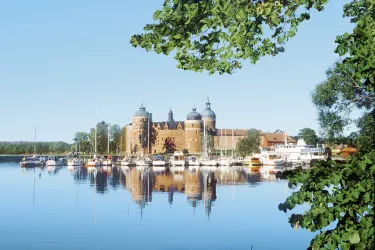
236,129 -> 260,157
73,132 -> 91,153
89,121 -> 122,154
163,137 -> 176,153
130,0 -> 329,75
278,152 -> 375,249
132,144 -> 139,154
298,128 -> 319,145
138,119 -> 158,153
0,141 -> 70,155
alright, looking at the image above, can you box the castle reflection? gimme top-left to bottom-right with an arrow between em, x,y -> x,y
76,165 -> 283,216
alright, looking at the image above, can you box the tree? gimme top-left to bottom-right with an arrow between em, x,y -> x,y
132,144 -> 139,154
130,0 -> 330,75
73,132 -> 91,154
163,137 -> 176,153
298,128 -> 319,145
236,129 -> 260,157
88,121 -> 122,154
279,152 -> 374,250
138,119 -> 158,153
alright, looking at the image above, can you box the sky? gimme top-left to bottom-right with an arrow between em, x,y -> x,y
0,0 -> 355,143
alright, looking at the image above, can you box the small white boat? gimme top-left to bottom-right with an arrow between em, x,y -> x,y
255,149 -> 284,166
152,166 -> 166,173
67,158 -> 82,166
121,156 -> 136,166
170,151 -> 186,167
136,157 -> 152,167
199,157 -> 218,167
152,155 -> 166,166
86,155 -> 101,167
188,156 -> 200,166
219,157 -> 233,166
46,156 -> 60,167
102,158 -> 112,166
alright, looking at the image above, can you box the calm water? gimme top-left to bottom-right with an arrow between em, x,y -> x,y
0,162 -> 314,250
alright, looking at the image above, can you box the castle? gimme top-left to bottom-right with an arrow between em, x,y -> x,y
122,98 -> 247,155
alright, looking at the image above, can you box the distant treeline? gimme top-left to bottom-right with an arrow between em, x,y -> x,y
0,141 -> 71,155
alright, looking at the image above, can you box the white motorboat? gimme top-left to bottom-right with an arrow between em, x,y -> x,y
188,156 -> 200,166
170,151 -> 186,167
152,155 -> 166,166
253,148 -> 284,166
199,157 -> 218,167
86,155 -> 101,167
46,156 -> 60,167
219,157 -> 233,166
67,158 -> 82,166
102,158 -> 112,166
120,156 -> 136,166
274,139 -> 325,165
136,157 -> 152,167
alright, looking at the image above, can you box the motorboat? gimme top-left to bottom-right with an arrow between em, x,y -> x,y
219,157 -> 233,166
274,139 -> 325,165
199,157 -> 218,167
136,157 -> 152,167
102,157 -> 112,166
187,156 -> 200,166
120,156 -> 136,166
86,155 -> 101,167
67,158 -> 83,166
152,155 -> 166,166
46,156 -> 60,167
243,156 -> 261,166
170,151 -> 186,167
253,148 -> 284,166
20,156 -> 43,168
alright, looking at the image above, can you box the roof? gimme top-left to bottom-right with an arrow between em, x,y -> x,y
134,103 -> 151,118
201,97 -> 216,120
341,147 -> 357,152
217,129 -> 247,136
262,133 -> 297,143
187,108 -> 202,120
153,121 -> 185,130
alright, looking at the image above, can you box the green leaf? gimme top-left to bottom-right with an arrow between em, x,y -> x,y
349,230 -> 360,244
173,34 -> 182,39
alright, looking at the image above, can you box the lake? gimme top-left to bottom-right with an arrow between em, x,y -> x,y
0,162 -> 314,249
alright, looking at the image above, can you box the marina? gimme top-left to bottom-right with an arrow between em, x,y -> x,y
0,160 -> 315,250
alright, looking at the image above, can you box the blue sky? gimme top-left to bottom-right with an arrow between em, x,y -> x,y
0,0 -> 354,142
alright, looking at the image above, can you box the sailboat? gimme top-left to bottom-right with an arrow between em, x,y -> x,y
200,121 -> 218,167
20,127 -> 43,167
102,125 -> 112,171
86,109 -> 100,168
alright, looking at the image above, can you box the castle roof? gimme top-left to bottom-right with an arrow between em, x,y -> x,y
186,108 -> 202,120
134,103 -> 151,118
201,97 -> 216,120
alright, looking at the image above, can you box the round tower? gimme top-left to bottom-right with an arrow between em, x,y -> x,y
184,108 -> 202,153
131,103 -> 152,154
201,97 -> 216,130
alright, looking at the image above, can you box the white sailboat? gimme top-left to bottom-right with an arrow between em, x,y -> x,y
20,127 -> 43,167
102,126 -> 112,167
87,108 -> 100,167
200,121 -> 218,167
46,156 -> 60,166
120,156 -> 136,166
68,125 -> 83,167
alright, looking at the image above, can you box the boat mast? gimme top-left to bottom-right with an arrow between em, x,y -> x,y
33,126 -> 36,157
232,129 -> 234,158
95,107 -> 98,156
107,125 -> 110,157
148,118 -> 150,155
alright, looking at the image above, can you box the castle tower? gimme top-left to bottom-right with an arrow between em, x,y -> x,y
131,103 -> 152,155
201,97 -> 216,130
184,108 -> 202,153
